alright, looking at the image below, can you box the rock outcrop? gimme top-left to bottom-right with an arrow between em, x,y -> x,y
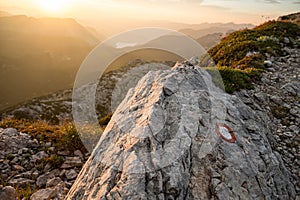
66,62 -> 296,199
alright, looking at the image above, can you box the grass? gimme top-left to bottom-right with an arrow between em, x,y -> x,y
16,184 -> 36,200
36,155 -> 64,171
0,118 -> 87,153
270,105 -> 290,119
206,20 -> 300,93
205,67 -> 256,93
99,113 -> 113,126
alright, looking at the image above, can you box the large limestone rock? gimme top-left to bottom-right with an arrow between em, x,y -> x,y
66,62 -> 296,199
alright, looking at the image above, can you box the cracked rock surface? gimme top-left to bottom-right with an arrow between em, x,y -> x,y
66,62 -> 296,199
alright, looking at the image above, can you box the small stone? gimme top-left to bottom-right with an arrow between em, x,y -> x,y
212,178 -> 221,187
32,170 -> 39,179
0,186 -> 17,200
65,169 -> 78,180
43,163 -> 52,172
8,178 -> 34,188
264,60 -> 273,67
2,128 -> 18,136
283,37 -> 290,44
60,157 -> 82,169
13,165 -> 24,171
10,157 -> 19,164
266,67 -> 276,72
46,177 -> 62,187
57,150 -> 71,156
20,171 -> 32,179
59,169 -> 66,177
289,125 -> 299,133
73,150 -> 84,160
36,173 -> 55,188
45,142 -> 52,148
32,151 -> 48,162
30,188 -> 55,200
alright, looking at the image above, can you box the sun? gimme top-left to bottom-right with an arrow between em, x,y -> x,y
38,0 -> 67,13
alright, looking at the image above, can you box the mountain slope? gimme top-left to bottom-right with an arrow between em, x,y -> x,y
205,20 -> 300,93
278,12 -> 300,25
196,32 -> 223,50
0,15 -> 100,110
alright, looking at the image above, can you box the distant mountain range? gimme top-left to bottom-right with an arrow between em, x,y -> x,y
178,23 -> 254,39
88,17 -> 254,38
0,12 -> 255,111
0,10 -> 11,17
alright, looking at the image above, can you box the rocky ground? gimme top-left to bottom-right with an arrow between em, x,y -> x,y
237,38 -> 300,194
0,127 -> 89,199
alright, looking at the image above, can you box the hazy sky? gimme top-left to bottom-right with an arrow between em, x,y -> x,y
0,0 -> 299,24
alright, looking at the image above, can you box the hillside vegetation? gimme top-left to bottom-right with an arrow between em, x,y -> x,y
206,20 -> 300,93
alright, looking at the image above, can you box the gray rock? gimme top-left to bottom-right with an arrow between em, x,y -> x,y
32,151 -> 48,163
30,188 -> 54,200
284,37 -> 290,44
65,169 -> 78,180
46,177 -> 62,187
31,182 -> 69,200
2,128 -> 18,136
266,67 -> 276,72
36,170 -> 60,188
8,178 -> 34,188
73,150 -> 84,160
57,150 -> 71,156
264,60 -> 273,67
37,174 -> 54,188
0,186 -> 17,200
281,81 -> 300,97
61,157 -> 82,169
66,63 -> 296,199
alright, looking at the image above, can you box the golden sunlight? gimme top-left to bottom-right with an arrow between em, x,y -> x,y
37,0 -> 67,13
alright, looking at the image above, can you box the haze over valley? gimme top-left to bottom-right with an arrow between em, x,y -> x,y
0,12 -> 255,111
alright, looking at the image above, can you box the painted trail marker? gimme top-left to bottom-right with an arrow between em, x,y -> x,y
215,123 -> 236,143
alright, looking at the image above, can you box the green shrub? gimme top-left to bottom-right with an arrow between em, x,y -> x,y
205,67 -> 254,93
206,20 -> 300,93
38,155 -> 64,170
16,184 -> 35,200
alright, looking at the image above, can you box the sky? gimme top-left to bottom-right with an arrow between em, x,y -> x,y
0,0 -> 299,25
